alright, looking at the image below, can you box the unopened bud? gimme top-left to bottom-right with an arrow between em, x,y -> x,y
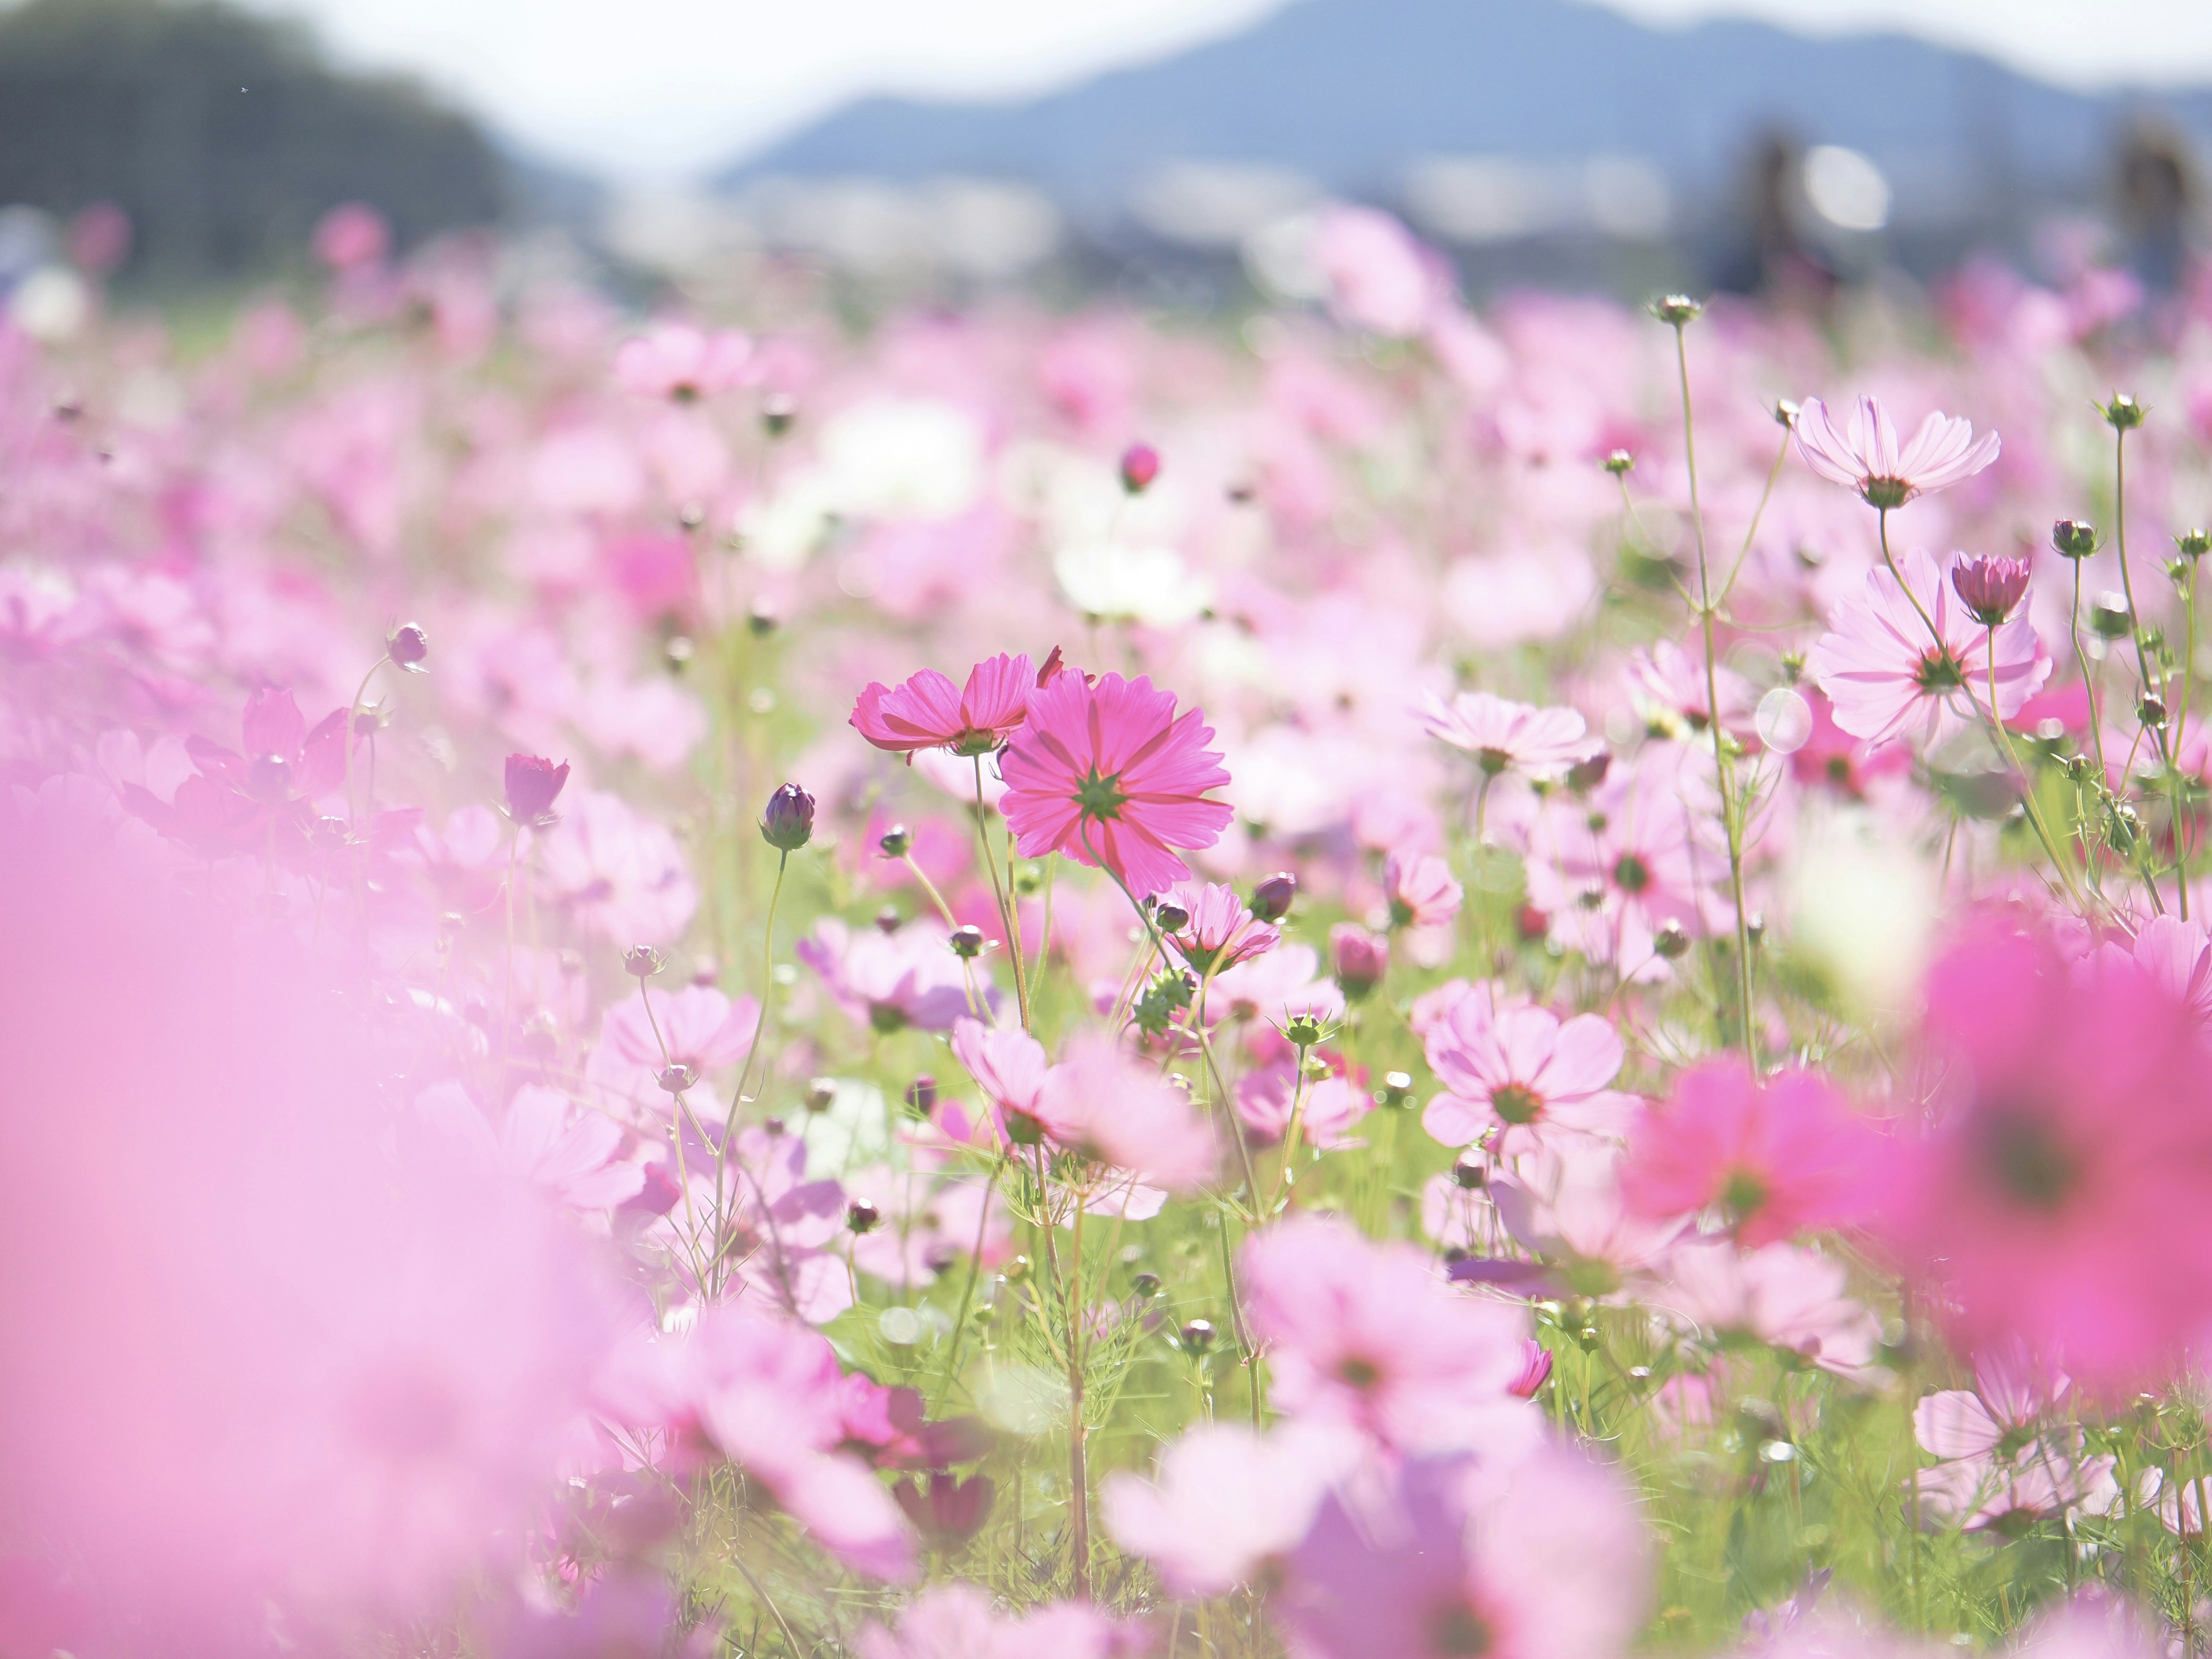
2052,519 -> 2099,560
761,391 -> 797,438
1119,442 -> 1161,494
1249,870 -> 1297,922
949,925 -> 986,959
760,782 -> 816,851
878,824 -> 912,857
2179,529 -> 2211,561
1152,900 -> 1190,934
1566,751 -> 1611,793
806,1077 -> 838,1113
2141,695 -> 2170,729
1284,1013 -> 1325,1049
387,622 -> 430,671
1131,1271 -> 1161,1299
1774,399 -> 1800,427
1653,919 -> 1692,960
1604,449 -> 1635,476
1453,1152 -> 1487,1190
1179,1319 -> 1216,1353
2100,393 -> 2146,431
656,1063 -> 698,1094
1378,1070 -> 1414,1109
904,1074 -> 938,1116
846,1198 -> 881,1234
1651,293 -> 1703,326
1515,903 -> 1551,942
624,944 -> 666,978
2092,594 -> 2133,640
875,907 -> 903,935
747,598 -> 781,636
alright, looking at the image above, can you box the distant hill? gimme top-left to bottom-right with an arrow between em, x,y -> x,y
717,0 -> 2212,233
0,0 -> 509,278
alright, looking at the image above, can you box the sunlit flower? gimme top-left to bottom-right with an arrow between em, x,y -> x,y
1794,394 -> 2001,508
851,653 -> 1036,760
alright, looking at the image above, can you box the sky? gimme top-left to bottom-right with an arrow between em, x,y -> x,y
249,0 -> 2212,180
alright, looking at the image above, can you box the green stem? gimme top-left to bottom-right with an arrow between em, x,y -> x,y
726,849 -> 788,1135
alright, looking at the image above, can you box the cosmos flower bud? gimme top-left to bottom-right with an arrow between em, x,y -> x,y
874,907 -> 903,934
1515,903 -> 1550,942
1774,398 -> 1800,427
760,782 -> 816,851
387,622 -> 430,672
949,925 -> 986,959
623,945 -> 665,978
2180,529 -> 2211,561
904,1074 -> 938,1116
1283,1013 -> 1325,1049
1604,449 -> 1635,476
1949,555 -> 2031,626
1178,1319 -> 1215,1353
1152,899 -> 1190,934
1378,1070 -> 1414,1108
846,1198 -> 881,1234
2141,695 -> 2169,729
1119,442 -> 1161,494
2052,519 -> 2099,560
1452,1151 -> 1487,1190
761,391 -> 797,437
878,824 -> 912,857
503,753 -> 570,825
1331,922 -> 1389,998
1651,293 -> 1703,325
747,597 -> 781,636
2092,593 -> 2133,640
655,1063 -> 698,1094
1249,871 -> 1297,922
1566,751 -> 1611,793
806,1077 -> 838,1113
1653,919 -> 1692,960
2099,393 -> 2146,431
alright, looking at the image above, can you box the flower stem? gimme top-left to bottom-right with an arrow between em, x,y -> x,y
726,849 -> 788,1134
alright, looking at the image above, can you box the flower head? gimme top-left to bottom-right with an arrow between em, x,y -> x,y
503,753 -> 570,825
1794,394 -> 2001,508
1422,691 -> 1592,778
852,653 -> 1035,760
760,782 -> 816,851
1421,990 -> 1632,1156
1161,880 -> 1278,974
1950,555 -> 2032,626
1385,849 -> 1463,930
999,672 -> 1233,899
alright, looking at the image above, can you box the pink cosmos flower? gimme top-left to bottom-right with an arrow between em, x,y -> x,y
857,1582 -> 1145,1659
1880,926 -> 2212,1390
415,1081 -> 646,1212
613,322 -> 753,402
1235,1063 -> 1368,1149
1330,922 -> 1390,996
539,789 -> 699,944
588,983 -> 760,1116
1000,671 -> 1233,899
1524,753 -> 1721,971
1806,547 -> 2051,749
1279,1444 -> 1650,1659
1794,395 -> 2001,508
798,918 -> 984,1033
1421,690 -> 1593,778
1160,879 -> 1278,973
1240,1214 -> 1535,1455
1492,1143 -> 1684,1297
1622,1059 -> 1877,1245
1033,1032 -> 1217,1190
1664,1238 -> 1884,1380
1385,848 -> 1463,930
1209,943 -> 1346,1029
1422,990 -> 1631,1156
1912,1344 -> 2115,1533
851,653 -> 1036,760
1102,1421 -> 1354,1598
1313,203 -> 1449,337
1950,554 -> 2032,626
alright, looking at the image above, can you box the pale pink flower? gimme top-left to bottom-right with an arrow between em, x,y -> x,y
798,918 -> 984,1033
1235,1063 -> 1368,1149
851,653 -> 1035,759
949,1017 -> 1049,1146
1385,848 -> 1463,930
1209,942 -> 1345,1027
415,1082 -> 645,1213
1493,1142 -> 1684,1296
1313,204 -> 1448,336
588,983 -> 760,1116
999,672 -> 1233,899
1240,1214 -> 1535,1455
1034,1032 -> 1217,1190
1794,394 -> 2001,508
1808,547 -> 2051,749
1422,990 -> 1631,1156
1912,1344 -> 2116,1532
1421,690 -> 1593,778
613,321 -> 753,401
1628,641 -> 1757,737
1160,878 -> 1278,972
844,1165 -> 1009,1292
857,1582 -> 1144,1659
1524,756 -> 1721,971
1663,1238 -> 1884,1380
1102,1421 -> 1354,1598
538,789 -> 699,944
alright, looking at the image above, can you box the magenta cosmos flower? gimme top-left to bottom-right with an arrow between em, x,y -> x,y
1806,547 -> 2050,749
851,652 -> 1036,760
1622,1058 -> 1877,1245
998,672 -> 1233,899
1794,394 -> 2000,509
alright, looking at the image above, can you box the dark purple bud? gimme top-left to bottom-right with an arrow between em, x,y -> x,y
387,622 -> 430,671
655,1063 -> 698,1094
904,1074 -> 938,1116
1249,870 -> 1297,922
503,754 -> 570,824
1152,900 -> 1190,934
949,925 -> 986,959
1119,441 -> 1161,494
878,823 -> 913,857
1178,1319 -> 1215,1353
760,782 -> 815,851
2052,519 -> 2099,560
846,1198 -> 881,1234
624,944 -> 666,978
1949,555 -> 2032,627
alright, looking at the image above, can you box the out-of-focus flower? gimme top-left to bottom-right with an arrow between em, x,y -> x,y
539,789 -> 698,944
1385,848 -> 1463,930
1422,988 -> 1631,1156
313,202 -> 389,270
588,984 -> 760,1116
1913,1344 -> 2116,1532
1331,922 -> 1389,997
853,653 -> 1036,759
1103,1422 -> 1352,1598
1119,441 -> 1161,493
1794,395 -> 2001,508
504,752 -> 570,825
614,321 -> 753,401
1236,1063 -> 1368,1149
999,672 -> 1233,899
1241,1214 -> 1535,1455
1666,1237 -> 1884,1380
1035,1032 -> 1217,1189
1879,926 -> 2212,1389
856,1581 -> 1145,1659
799,919 -> 982,1033
1623,1059 -> 1876,1244
1808,548 -> 2050,750
1313,203 -> 1449,337
1422,691 -> 1593,778
415,1081 -> 646,1211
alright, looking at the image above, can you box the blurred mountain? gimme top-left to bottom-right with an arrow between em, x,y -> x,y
0,0 -> 526,279
713,0 -> 2212,271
